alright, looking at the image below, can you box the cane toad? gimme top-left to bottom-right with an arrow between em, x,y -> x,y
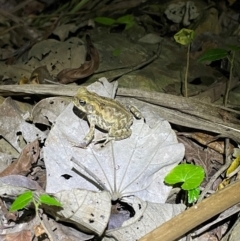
73,87 -> 141,148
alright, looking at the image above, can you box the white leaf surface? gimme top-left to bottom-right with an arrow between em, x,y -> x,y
44,79 -> 185,203
31,97 -> 70,126
46,189 -> 112,236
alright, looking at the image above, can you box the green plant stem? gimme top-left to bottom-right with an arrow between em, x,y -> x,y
184,44 -> 190,98
224,51 -> 235,106
33,199 -> 54,241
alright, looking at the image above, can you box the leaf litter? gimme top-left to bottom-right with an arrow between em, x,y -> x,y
0,77 -> 186,239
40,78 -> 186,238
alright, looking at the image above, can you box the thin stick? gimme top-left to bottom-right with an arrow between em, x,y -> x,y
184,44 -> 190,97
224,51 -> 235,106
197,138 -> 231,203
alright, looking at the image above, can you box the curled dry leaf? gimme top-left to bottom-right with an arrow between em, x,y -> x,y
0,139 -> 40,177
57,35 -> 99,84
29,65 -> 53,84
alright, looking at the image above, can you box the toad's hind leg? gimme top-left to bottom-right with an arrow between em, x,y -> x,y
94,127 -> 132,147
109,126 -> 132,141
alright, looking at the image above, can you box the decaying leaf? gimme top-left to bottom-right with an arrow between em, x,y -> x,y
5,230 -> 32,241
0,140 -> 40,177
104,196 -> 185,241
180,132 -> 234,154
0,175 -> 43,196
57,35 -> 99,84
178,135 -> 223,178
0,98 -> 46,152
29,65 -> 53,84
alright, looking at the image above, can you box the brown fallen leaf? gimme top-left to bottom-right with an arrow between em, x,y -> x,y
0,139 -> 40,177
57,34 -> 99,84
33,224 -> 45,237
19,66 -> 53,85
178,132 -> 234,154
0,198 -> 17,222
178,135 -> 224,178
6,230 -> 32,241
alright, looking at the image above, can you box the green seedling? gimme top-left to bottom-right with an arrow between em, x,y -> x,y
164,163 -> 205,204
174,28 -> 195,98
94,14 -> 135,30
198,45 -> 240,106
112,48 -> 121,57
10,190 -> 62,238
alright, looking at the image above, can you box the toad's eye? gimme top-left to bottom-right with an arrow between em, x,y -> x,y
79,100 -> 86,106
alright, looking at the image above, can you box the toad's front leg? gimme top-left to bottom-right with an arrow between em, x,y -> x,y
76,117 -> 96,148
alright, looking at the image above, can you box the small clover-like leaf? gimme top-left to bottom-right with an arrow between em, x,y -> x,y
39,194 -> 62,207
94,17 -> 116,26
164,163 -> 204,190
188,187 -> 200,203
197,48 -> 229,62
10,191 -> 33,212
174,28 -> 195,45
116,15 -> 135,30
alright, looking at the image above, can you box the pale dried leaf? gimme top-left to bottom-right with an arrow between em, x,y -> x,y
31,97 -> 70,126
46,189 -> 111,236
104,196 -> 185,241
0,98 -> 46,152
28,37 -> 86,76
0,175 -> 43,198
44,79 -> 184,203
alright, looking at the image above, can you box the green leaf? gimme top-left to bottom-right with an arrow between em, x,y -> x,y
94,17 -> 116,26
174,28 -> 195,45
112,48 -> 121,57
116,15 -> 135,30
197,48 -> 229,62
164,164 -> 205,190
188,187 -> 200,203
9,191 -> 33,212
116,14 -> 134,24
39,194 -> 62,207
226,45 -> 240,52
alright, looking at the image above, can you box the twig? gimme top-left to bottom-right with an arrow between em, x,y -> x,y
184,44 -> 190,97
197,138 -> 231,203
224,51 -> 235,106
139,180 -> 240,241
